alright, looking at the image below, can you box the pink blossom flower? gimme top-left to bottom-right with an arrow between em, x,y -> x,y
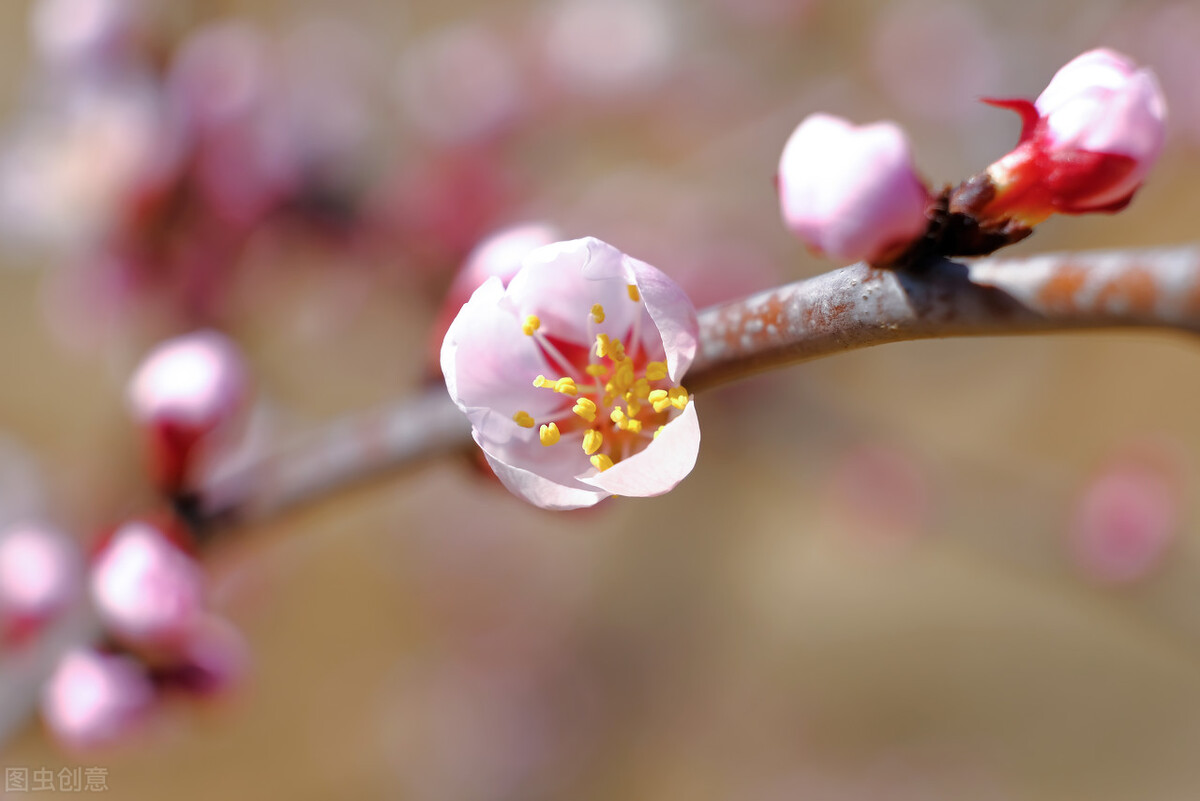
777,113 -> 930,265
980,49 -> 1167,223
127,329 -> 249,493
89,520 -> 206,650
42,647 -> 154,750
440,237 -> 700,510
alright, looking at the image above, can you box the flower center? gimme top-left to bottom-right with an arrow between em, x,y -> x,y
511,287 -> 690,473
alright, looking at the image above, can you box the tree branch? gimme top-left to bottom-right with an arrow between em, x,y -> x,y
687,244 -> 1200,391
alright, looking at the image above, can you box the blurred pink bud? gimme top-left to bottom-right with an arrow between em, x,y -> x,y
158,614 -> 249,696
127,330 -> 249,493
0,522 -> 81,642
396,24 -> 525,145
90,521 -> 206,650
42,648 -> 154,750
981,49 -> 1167,223
540,0 -> 677,100
1068,457 -> 1179,584
777,113 -> 930,264
31,0 -> 145,71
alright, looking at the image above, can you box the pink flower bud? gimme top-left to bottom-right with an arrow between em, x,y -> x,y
981,49 -> 1167,223
0,522 -> 81,643
90,520 -> 206,651
1068,455 -> 1179,584
127,330 -> 249,493
777,113 -> 930,265
157,614 -> 249,696
42,647 -> 154,750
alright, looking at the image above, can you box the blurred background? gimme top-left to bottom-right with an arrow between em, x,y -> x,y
2,0 -> 1200,798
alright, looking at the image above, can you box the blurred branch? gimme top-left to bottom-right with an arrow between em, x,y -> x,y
688,244 -> 1200,391
5,242 -> 1200,751
197,387 -> 471,527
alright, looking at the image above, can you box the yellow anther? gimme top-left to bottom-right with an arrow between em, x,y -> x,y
627,284 -> 640,302
582,429 -> 603,455
645,361 -> 668,381
539,422 -> 561,446
533,375 -> 549,388
512,410 -> 535,428
610,407 -> 628,427
607,339 -> 627,362
668,386 -> 690,410
554,377 -> 578,395
591,303 -> 606,324
625,418 -> 643,434
654,425 -> 665,440
595,334 -> 610,358
630,378 -> 651,399
590,453 -> 614,472
585,363 -> 608,378
612,360 -> 634,390
625,398 -> 643,418
649,389 -> 671,413
573,397 -> 597,422
522,315 -> 541,336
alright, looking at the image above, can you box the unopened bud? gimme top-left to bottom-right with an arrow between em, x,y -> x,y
778,113 -> 930,265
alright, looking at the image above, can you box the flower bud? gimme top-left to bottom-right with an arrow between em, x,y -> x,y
89,520 -> 206,651
0,522 -> 81,643
127,330 -> 249,493
42,647 -> 154,750
777,113 -> 931,265
974,49 -> 1166,225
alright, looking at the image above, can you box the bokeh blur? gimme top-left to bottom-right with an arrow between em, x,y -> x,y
2,0 -> 1200,798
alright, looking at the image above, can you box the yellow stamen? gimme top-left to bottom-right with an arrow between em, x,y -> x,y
629,378 -> 651,400
582,429 -> 603,455
539,423 -> 561,446
625,398 -> 643,418
648,389 -> 671,413
573,397 -> 597,422
585,363 -> 608,378
595,334 -> 610,358
591,453 -> 614,472
645,361 -> 668,381
610,407 -> 628,428
608,339 -> 627,362
627,284 -> 640,302
554,377 -> 578,395
668,386 -> 690,410
512,410 -> 535,428
521,315 -> 541,336
654,425 -> 665,440
533,375 -> 549,388
591,303 -> 605,324
612,360 -> 634,391
625,418 -> 643,434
